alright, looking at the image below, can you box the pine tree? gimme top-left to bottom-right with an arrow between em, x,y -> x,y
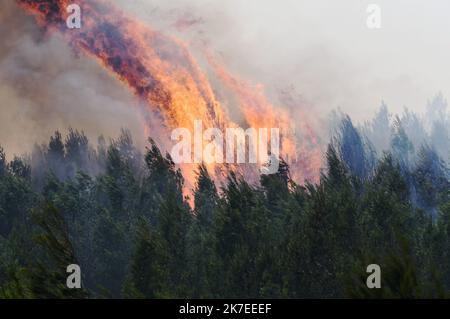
125,220 -> 168,298
413,145 -> 450,213
27,204 -> 88,298
186,165 -> 218,297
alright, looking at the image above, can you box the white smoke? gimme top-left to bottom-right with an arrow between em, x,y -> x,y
2,0 -> 450,158
116,0 -> 450,123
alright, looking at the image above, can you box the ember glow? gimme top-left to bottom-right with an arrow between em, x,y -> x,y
16,0 -> 322,188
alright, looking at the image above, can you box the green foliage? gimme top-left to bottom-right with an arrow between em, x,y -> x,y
125,220 -> 168,298
26,204 -> 87,298
0,127 -> 450,299
346,239 -> 446,298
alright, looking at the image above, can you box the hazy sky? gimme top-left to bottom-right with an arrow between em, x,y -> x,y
119,0 -> 450,120
1,0 -> 449,156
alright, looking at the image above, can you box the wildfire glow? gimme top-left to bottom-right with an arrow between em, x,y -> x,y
16,0 -> 322,190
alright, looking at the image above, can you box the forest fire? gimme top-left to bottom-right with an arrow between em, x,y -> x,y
4,0 -> 450,301
16,0 -> 322,188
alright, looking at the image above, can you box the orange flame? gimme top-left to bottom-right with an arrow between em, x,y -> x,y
205,53 -> 322,182
16,0 -> 322,191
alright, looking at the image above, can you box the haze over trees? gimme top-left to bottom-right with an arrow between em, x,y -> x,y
1,94 -> 450,298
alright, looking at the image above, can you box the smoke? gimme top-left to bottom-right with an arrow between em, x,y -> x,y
0,1 -> 147,158
115,0 -> 450,122
2,0 -> 450,162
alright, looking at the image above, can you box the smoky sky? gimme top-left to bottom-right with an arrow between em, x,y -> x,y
119,0 -> 450,119
0,1 -> 147,158
1,0 -> 449,156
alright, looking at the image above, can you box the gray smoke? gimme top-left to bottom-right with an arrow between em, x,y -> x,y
2,0 -> 450,159
118,0 -> 450,120
0,1 -> 147,158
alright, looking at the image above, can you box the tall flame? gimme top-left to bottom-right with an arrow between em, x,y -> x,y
16,0 -> 322,190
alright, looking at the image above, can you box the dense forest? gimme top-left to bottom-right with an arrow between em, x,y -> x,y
1,95 -> 450,298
